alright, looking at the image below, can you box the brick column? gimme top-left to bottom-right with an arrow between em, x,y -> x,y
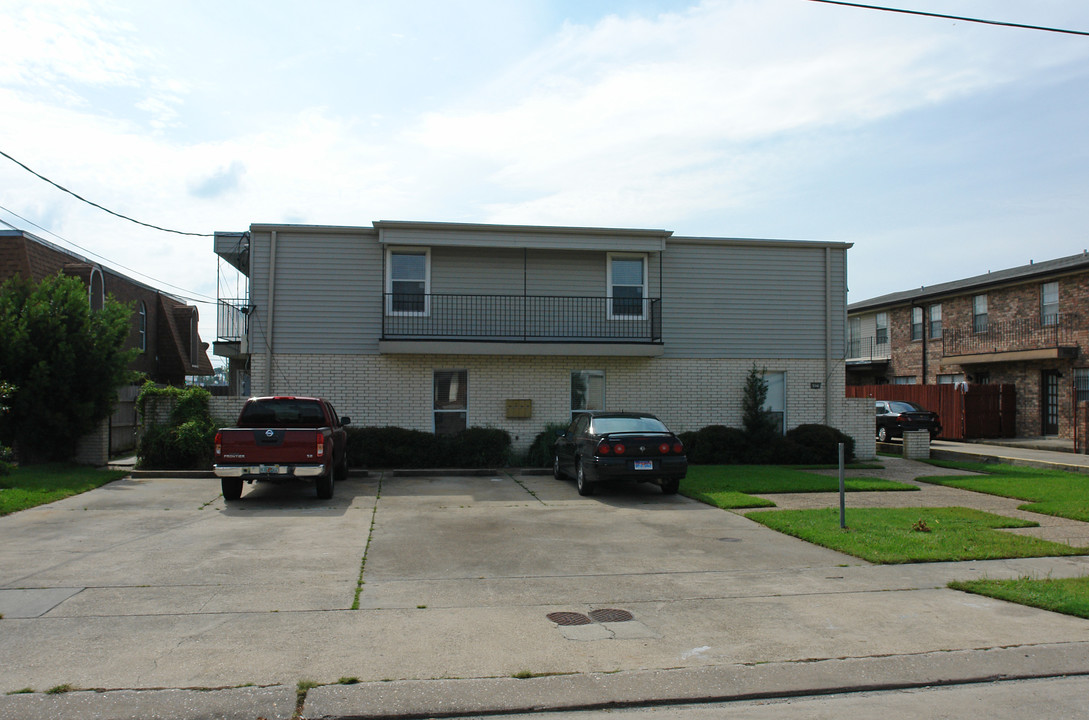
903,430 -> 931,460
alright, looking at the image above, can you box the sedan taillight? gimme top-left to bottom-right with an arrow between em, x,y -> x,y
596,439 -> 611,455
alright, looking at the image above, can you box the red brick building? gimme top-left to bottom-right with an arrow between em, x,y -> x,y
847,252 -> 1089,439
0,229 -> 213,385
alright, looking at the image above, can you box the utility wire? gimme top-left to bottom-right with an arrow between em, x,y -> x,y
807,0 -> 1089,37
0,202 -> 217,306
0,148 -> 213,237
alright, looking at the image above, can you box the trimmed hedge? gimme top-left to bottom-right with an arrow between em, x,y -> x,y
680,422 -> 855,465
345,426 -> 512,468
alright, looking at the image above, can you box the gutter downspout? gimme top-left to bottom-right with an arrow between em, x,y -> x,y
265,230 -> 277,394
825,247 -> 832,424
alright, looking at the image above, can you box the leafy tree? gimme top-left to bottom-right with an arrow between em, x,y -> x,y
0,274 -> 135,462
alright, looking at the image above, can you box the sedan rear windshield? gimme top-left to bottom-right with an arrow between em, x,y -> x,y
887,401 -> 926,413
591,417 -> 669,434
238,399 -> 327,428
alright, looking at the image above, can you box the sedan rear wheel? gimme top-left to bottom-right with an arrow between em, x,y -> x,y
877,426 -> 888,443
660,479 -> 679,495
576,459 -> 594,496
553,455 -> 564,480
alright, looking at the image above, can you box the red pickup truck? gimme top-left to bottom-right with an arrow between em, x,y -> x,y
214,396 -> 350,500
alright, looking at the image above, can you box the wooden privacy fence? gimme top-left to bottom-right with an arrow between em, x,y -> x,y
846,384 -> 1016,440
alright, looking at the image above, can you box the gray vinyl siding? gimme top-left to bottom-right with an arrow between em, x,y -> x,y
248,224 -> 842,359
250,229 -> 382,354
662,240 -> 845,359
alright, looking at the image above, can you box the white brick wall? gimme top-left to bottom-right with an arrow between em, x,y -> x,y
241,353 -> 858,453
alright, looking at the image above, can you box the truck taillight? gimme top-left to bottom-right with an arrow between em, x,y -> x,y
214,432 -> 222,456
316,431 -> 325,457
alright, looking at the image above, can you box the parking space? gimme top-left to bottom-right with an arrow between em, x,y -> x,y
3,467 -> 1089,697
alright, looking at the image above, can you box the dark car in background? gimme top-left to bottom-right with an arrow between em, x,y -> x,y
553,411 -> 687,496
875,400 -> 942,442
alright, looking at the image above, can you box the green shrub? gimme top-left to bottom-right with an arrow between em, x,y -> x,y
783,424 -> 855,464
345,425 -> 512,468
523,422 -> 569,468
686,425 -> 747,464
136,384 -> 217,470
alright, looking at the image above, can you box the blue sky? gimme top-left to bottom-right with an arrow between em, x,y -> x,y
1,0 -> 1088,353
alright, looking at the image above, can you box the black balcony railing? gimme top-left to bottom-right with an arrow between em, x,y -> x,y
943,312 -> 1082,357
846,335 -> 890,362
217,298 -> 249,342
382,294 -> 662,343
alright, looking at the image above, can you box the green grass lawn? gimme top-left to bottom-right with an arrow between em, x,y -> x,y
919,461 -> 1089,522
949,576 -> 1089,619
745,506 -> 1089,563
0,464 -> 128,515
680,464 -> 916,510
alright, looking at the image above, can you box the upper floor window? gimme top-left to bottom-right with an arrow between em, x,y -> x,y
1041,281 -> 1059,326
875,312 -> 888,347
387,247 -> 429,315
138,301 -> 147,352
929,304 -> 942,340
911,307 -> 923,341
89,267 -> 104,311
973,294 -> 988,334
607,253 -> 646,320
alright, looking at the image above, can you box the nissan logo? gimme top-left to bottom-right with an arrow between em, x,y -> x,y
265,429 -> 275,437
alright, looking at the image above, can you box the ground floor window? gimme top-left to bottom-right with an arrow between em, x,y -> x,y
434,370 -> 467,435
763,371 -> 785,434
571,370 -> 605,415
1076,368 -> 1089,403
937,373 -> 965,385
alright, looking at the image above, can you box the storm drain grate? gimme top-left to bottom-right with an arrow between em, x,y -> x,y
546,612 -> 592,626
588,608 -> 634,623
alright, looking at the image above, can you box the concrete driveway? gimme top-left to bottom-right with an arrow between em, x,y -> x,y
3,465 -> 1089,718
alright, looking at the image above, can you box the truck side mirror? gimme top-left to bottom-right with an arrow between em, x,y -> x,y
341,417 -> 351,426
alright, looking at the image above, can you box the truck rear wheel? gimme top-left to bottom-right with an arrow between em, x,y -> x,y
316,473 -> 334,499
222,477 -> 243,501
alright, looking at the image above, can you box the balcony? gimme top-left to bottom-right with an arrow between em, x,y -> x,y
846,335 -> 890,367
214,298 -> 249,358
379,294 -> 664,356
943,313 -> 1083,364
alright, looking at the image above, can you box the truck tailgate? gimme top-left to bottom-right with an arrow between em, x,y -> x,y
218,429 -> 323,464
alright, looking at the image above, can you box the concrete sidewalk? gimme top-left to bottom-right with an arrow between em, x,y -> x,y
2,461 -> 1089,719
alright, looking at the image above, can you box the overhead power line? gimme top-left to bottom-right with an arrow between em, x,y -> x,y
0,148 -> 213,237
807,0 -> 1089,37
0,202 -> 217,306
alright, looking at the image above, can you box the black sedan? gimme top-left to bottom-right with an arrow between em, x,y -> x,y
875,400 -> 942,442
553,411 -> 687,496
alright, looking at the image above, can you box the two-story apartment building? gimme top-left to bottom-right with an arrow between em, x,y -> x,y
847,251 -> 1089,439
0,229 -> 215,385
214,221 -> 870,454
